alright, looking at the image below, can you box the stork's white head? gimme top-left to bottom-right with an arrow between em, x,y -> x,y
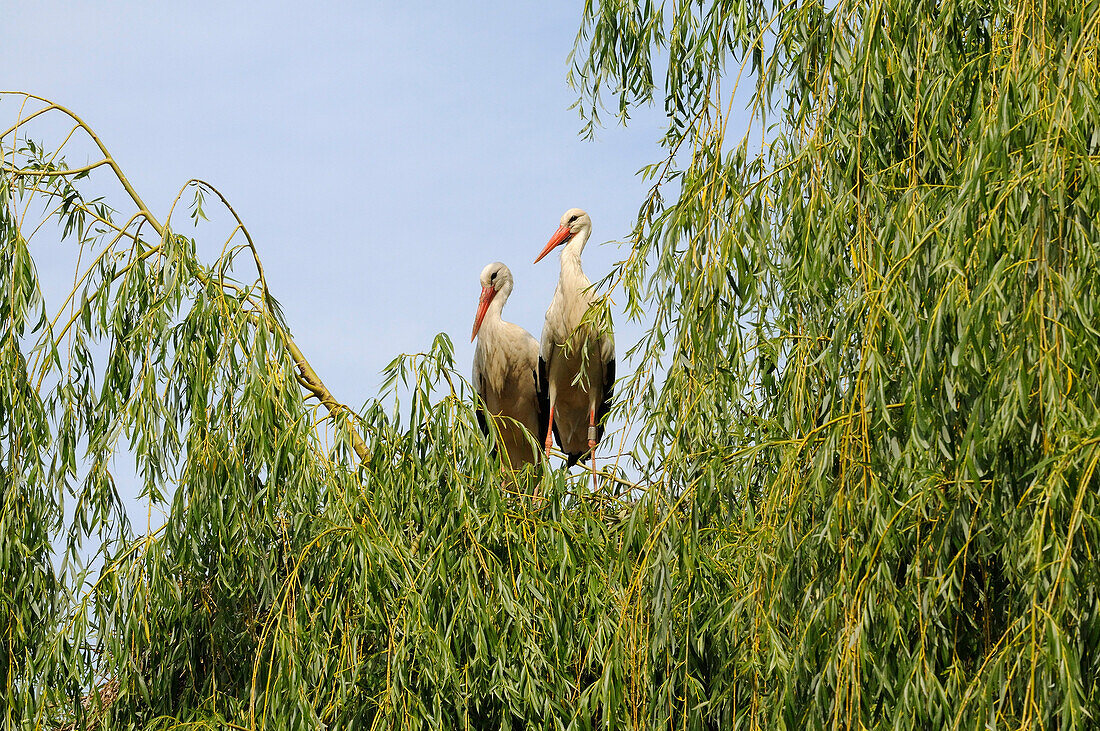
534,208 -> 591,263
471,262 -> 514,341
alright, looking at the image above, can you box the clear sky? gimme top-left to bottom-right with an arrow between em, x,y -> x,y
5,2 -> 670,528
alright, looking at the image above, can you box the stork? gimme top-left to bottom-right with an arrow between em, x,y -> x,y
471,262 -> 548,474
534,208 -> 615,489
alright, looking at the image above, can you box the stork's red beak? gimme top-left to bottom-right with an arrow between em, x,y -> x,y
534,224 -> 573,263
471,285 -> 496,341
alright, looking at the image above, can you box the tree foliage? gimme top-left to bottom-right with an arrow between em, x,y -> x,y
575,0 -> 1100,726
3,0 -> 1100,727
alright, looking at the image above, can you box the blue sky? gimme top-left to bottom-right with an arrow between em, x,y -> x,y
6,2 -> 666,403
6,2 -> 671,527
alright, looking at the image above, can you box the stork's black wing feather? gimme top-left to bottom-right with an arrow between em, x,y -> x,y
596,357 -> 616,444
476,405 -> 489,437
474,372 -> 490,438
536,357 -> 550,449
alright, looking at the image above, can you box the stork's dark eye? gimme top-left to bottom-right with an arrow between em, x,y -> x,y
490,272 -> 497,281
569,215 -> 578,224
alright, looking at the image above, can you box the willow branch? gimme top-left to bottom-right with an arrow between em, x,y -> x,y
2,92 -> 370,464
0,158 -> 112,177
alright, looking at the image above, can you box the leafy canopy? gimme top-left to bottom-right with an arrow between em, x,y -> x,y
3,0 -> 1100,727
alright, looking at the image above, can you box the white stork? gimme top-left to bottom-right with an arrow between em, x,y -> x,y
471,262 -> 548,472
534,208 -> 615,487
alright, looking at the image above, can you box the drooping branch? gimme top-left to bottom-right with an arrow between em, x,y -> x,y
0,91 -> 370,463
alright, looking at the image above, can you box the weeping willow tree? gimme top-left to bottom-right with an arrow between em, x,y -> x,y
3,0 -> 1100,727
571,0 -> 1100,726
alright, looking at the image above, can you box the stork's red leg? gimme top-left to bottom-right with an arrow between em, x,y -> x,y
588,407 -> 598,490
545,404 -> 555,457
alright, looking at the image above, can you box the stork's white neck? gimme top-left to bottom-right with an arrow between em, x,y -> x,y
559,227 -> 591,279
482,285 -> 511,332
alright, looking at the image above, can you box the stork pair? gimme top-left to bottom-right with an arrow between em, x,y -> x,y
470,208 -> 615,489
